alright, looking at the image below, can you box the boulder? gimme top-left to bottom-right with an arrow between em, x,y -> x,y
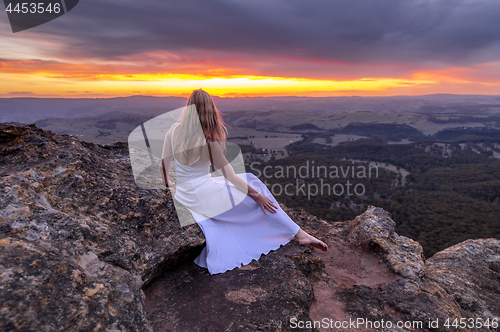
0,123 -> 204,331
346,206 -> 426,279
427,239 -> 500,326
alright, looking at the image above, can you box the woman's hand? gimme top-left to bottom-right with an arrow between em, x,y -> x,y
167,178 -> 175,187
249,192 -> 278,214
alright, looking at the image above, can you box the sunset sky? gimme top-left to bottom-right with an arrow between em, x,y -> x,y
1,0 -> 500,98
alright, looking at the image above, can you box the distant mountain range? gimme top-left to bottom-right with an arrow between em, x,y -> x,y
1,94 -> 500,124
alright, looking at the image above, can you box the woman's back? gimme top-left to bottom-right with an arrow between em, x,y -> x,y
170,122 -> 211,167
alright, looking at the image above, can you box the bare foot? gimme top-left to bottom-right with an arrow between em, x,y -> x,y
295,229 -> 328,251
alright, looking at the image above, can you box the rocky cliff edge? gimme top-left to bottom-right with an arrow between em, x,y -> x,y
1,123 -> 499,332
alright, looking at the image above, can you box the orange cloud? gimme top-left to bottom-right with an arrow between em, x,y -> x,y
1,53 -> 500,98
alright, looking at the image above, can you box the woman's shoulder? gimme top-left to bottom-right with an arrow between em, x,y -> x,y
167,122 -> 180,135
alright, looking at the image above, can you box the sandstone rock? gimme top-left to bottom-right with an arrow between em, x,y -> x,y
144,205 -> 499,332
2,123 -> 499,332
144,244 -> 329,332
427,239 -> 500,327
346,206 -> 427,279
0,123 -> 204,331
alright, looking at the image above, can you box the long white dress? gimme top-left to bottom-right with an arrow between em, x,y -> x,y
170,126 -> 300,275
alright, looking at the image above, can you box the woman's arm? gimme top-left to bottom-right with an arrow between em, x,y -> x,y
209,141 -> 277,214
159,155 -> 175,187
159,126 -> 175,188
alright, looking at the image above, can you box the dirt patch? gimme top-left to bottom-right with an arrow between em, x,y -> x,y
309,236 -> 398,332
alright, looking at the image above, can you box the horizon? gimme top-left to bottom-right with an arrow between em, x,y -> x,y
1,92 -> 500,100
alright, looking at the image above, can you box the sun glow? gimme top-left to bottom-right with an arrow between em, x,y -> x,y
0,72 -> 435,98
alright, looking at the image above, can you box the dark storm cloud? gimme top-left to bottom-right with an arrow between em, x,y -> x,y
35,0 -> 500,66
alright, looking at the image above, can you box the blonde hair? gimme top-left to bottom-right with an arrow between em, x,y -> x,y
173,89 -> 227,161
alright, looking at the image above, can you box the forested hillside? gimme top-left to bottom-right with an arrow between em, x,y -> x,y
248,136 -> 500,258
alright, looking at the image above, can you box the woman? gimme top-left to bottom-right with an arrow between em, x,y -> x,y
160,89 -> 327,275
